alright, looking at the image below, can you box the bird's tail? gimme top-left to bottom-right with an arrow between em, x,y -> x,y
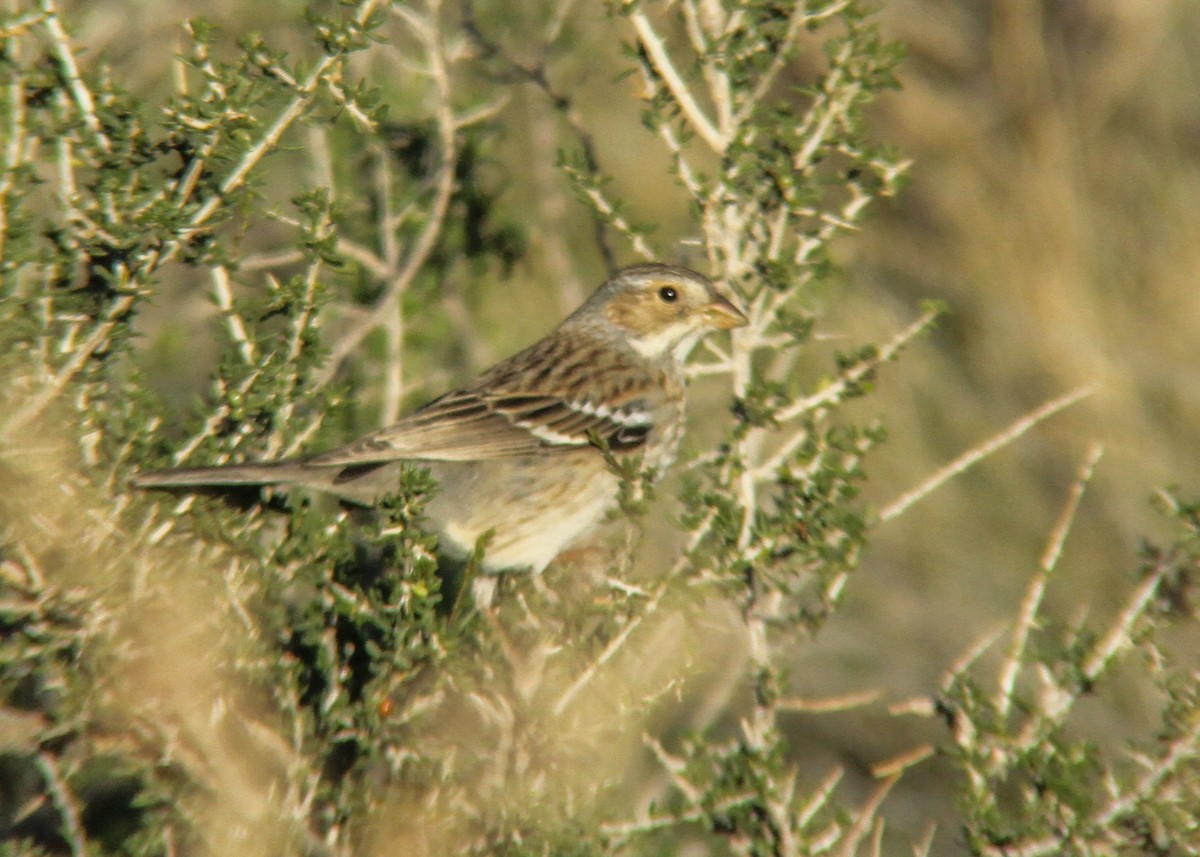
132,460 -> 301,489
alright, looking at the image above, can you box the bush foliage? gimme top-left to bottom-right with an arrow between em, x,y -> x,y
1,1 -> 1196,855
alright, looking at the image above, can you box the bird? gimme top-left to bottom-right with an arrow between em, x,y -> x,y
134,263 -> 747,592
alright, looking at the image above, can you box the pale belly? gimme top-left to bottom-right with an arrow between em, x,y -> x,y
424,451 -> 620,573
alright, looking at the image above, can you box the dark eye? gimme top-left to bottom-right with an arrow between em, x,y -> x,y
658,286 -> 678,303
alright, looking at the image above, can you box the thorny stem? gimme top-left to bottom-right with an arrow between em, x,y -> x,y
35,753 -> 85,857
0,0 -> 384,442
39,0 -> 110,155
731,0 -> 853,128
755,305 -> 940,479
628,8 -> 725,152
553,506 -> 721,716
977,706 -> 1200,857
212,267 -> 258,366
370,134 -> 406,425
876,384 -> 1097,524
996,443 -> 1103,721
586,7 -> 916,847
0,33 -> 27,264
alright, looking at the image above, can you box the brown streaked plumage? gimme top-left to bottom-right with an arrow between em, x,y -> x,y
133,264 -> 747,581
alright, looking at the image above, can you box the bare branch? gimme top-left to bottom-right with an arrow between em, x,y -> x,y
995,443 -> 1103,720
39,0 -> 110,154
877,384 -> 1097,524
628,8 -> 725,152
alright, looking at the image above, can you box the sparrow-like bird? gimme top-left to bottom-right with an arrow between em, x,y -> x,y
134,264 -> 746,578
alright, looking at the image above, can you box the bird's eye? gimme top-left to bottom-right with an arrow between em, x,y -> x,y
658,286 -> 678,303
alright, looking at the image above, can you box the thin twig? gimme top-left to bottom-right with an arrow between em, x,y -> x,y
835,774 -> 899,857
0,34 -> 29,263
1077,564 -> 1167,698
39,0 -> 110,154
211,267 -> 257,366
315,0 -> 456,389
995,443 -> 1103,720
753,306 -> 940,478
776,689 -> 883,713
553,507 -> 721,715
461,0 -> 618,272
776,306 -> 940,425
871,744 -> 935,779
877,384 -> 1097,524
732,1 -> 851,127
629,9 -> 725,152
1,0 -> 384,441
35,753 -> 86,857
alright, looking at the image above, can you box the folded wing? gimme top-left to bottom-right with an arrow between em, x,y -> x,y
307,387 -> 654,466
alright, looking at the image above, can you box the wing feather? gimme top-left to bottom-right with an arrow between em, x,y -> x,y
306,343 -> 660,467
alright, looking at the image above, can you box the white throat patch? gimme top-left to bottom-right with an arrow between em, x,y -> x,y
627,320 -> 700,361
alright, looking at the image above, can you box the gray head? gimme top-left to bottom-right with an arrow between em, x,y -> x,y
568,264 -> 747,361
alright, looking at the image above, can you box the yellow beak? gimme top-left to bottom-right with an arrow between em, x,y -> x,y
703,294 -> 749,330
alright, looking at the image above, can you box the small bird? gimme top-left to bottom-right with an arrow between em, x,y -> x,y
135,264 -> 746,584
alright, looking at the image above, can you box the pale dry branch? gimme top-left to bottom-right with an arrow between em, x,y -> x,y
911,822 -> 937,857
558,161 -> 657,262
0,8 -> 48,37
0,39 -> 29,262
778,306 -> 940,425
752,306 -> 940,479
600,787 -> 757,839
460,0 -> 619,270
555,505 -> 724,715
372,137 -> 406,426
1097,704 -> 1200,828
39,0 -> 110,155
942,624 -> 1007,693
877,384 -> 1097,524
1,0 -> 385,441
0,292 -> 136,443
776,689 -> 883,713
211,267 -> 257,366
1076,564 -> 1168,702
977,708 -> 1200,857
167,370 -> 263,466
732,1 -> 852,128
264,257 -> 324,457
793,41 -> 858,174
189,0 -> 384,242
642,733 -> 702,804
871,744 -> 936,780
794,765 -> 844,830
995,443 -> 1103,720
679,0 -> 731,135
835,774 -> 899,857
35,752 -> 85,857
628,8 -> 725,152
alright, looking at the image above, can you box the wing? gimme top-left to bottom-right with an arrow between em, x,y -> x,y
306,337 -> 661,467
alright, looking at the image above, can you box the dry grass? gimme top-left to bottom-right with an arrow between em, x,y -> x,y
0,409 -> 301,856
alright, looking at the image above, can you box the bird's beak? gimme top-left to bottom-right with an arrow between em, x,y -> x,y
703,294 -> 749,330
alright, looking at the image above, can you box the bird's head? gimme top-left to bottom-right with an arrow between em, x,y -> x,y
579,264 -> 747,362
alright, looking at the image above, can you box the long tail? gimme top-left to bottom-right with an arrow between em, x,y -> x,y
131,460 -> 304,489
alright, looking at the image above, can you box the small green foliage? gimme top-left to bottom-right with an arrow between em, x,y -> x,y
267,468 -> 444,835
2,2 -> 1198,856
933,488 -> 1200,856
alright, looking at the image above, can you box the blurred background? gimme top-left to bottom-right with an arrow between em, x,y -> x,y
780,0 -> 1200,833
57,0 -> 1200,848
